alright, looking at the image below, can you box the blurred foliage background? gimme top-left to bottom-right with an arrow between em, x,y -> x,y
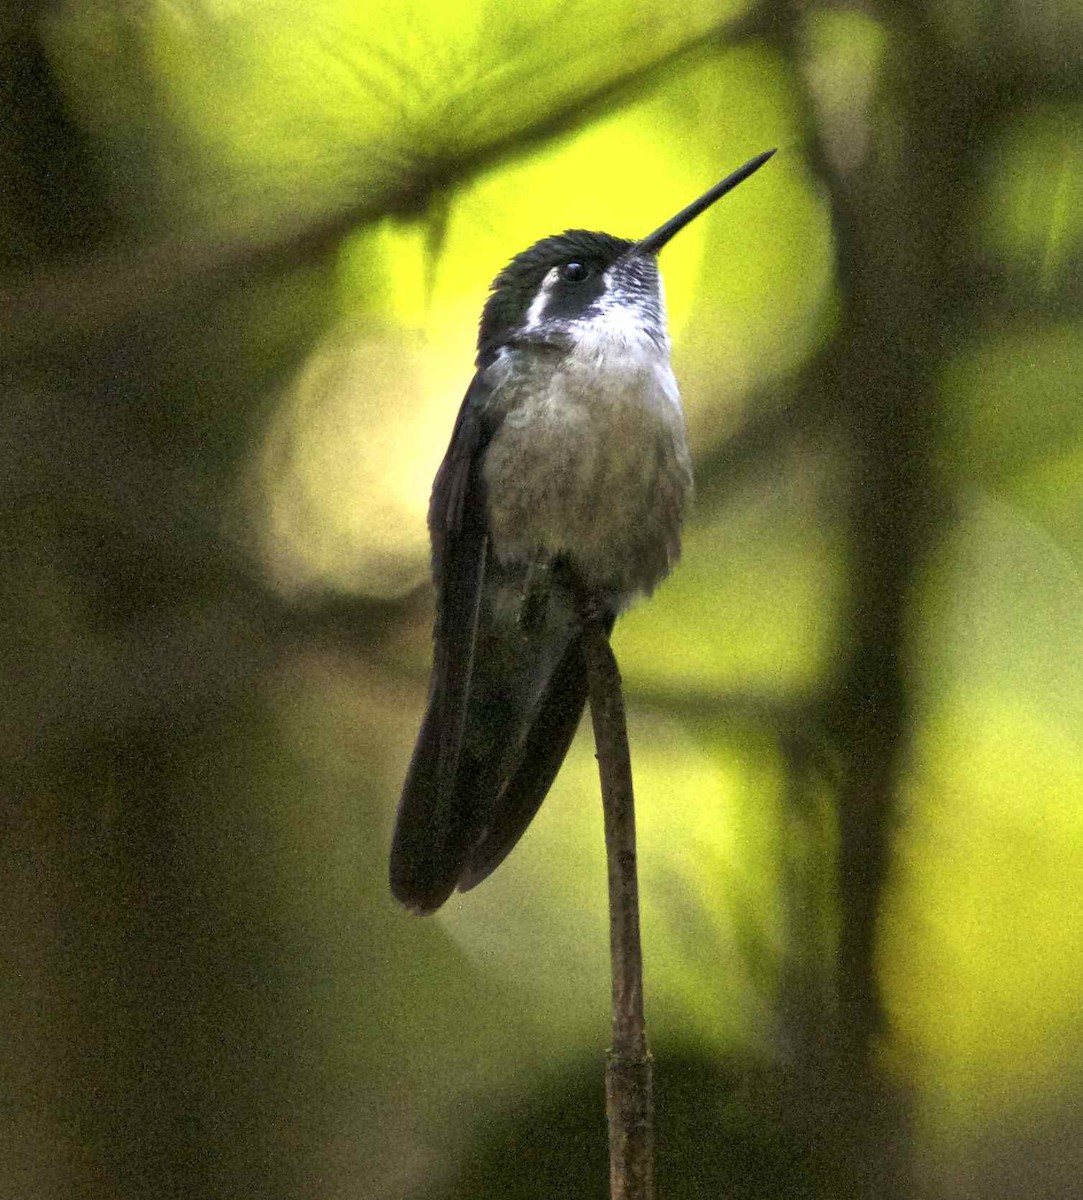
3,1 -> 1082,1197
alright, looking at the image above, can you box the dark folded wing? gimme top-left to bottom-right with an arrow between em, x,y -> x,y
390,373 -> 493,913
458,609 -> 615,892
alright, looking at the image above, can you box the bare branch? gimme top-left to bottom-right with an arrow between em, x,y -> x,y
580,608 -> 656,1200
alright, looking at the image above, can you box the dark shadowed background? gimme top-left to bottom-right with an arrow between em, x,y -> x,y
3,1 -> 1082,1197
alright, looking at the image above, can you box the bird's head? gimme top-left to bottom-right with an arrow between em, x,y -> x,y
475,149 -> 776,365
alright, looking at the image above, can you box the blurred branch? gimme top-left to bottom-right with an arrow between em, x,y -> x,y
975,52 -> 1083,113
752,0 -> 1001,1193
1,6 -> 766,365
967,256 -> 1083,325
761,0 -> 932,1057
693,373 -> 835,508
629,680 -> 827,757
0,15 -> 109,274
0,200 -> 370,363
0,565 -> 418,758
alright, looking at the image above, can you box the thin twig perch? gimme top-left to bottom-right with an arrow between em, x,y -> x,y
580,610 -> 656,1200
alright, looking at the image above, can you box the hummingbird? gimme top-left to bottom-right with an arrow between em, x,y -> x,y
391,149 -> 776,913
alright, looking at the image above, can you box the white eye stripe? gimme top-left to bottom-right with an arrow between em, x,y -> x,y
522,267 -> 559,331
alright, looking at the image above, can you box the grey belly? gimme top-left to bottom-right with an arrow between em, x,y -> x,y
483,385 -> 691,600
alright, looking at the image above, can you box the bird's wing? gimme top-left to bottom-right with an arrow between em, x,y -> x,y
390,372 -> 493,913
457,608 -> 615,893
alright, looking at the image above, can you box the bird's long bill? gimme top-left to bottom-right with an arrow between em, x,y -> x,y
631,148 -> 776,256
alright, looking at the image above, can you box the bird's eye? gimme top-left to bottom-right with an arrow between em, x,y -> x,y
560,261 -> 590,282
